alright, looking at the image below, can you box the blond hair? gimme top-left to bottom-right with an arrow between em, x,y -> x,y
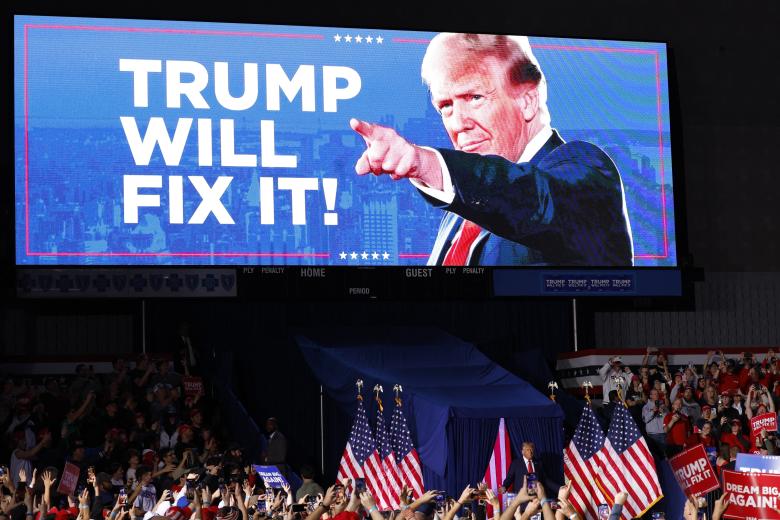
421,33 -> 550,126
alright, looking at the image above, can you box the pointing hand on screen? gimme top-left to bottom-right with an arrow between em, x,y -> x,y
350,118 -> 443,190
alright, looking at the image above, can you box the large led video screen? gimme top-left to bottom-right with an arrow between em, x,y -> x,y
14,16 -> 677,267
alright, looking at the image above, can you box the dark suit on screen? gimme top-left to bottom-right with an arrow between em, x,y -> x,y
420,130 -> 633,266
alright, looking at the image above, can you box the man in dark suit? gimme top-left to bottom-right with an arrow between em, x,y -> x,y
499,442 -> 550,496
351,33 -> 633,266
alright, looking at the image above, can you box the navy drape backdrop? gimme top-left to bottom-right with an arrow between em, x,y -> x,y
296,327 -> 564,496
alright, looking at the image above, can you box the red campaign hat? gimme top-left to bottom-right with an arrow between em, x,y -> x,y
730,419 -> 742,425
720,389 -> 732,396
177,424 -> 193,435
142,448 -> 156,466
701,405 -> 712,412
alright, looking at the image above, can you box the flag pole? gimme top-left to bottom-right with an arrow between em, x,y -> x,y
613,375 -> 627,406
582,380 -> 593,406
374,384 -> 384,412
394,384 -> 403,406
548,381 -> 559,402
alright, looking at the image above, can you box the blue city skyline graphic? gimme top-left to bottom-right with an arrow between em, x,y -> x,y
14,16 -> 677,266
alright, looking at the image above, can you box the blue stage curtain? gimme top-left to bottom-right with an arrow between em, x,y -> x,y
505,417 -> 565,489
422,417 -> 500,496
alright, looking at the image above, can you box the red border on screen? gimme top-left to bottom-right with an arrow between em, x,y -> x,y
23,25 -> 670,261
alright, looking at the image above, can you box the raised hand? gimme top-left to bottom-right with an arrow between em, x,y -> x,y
345,489 -> 361,512
522,499 -> 540,519
418,490 -> 438,504
484,488 -> 500,509
24,488 -> 33,511
358,491 -> 376,511
458,486 -> 475,504
533,481 -> 546,501
713,492 -> 731,520
42,470 -> 56,488
516,477 -> 531,504
244,481 -> 255,500
683,495 -> 698,520
322,486 -> 337,508
399,485 -> 411,506
558,481 -> 572,503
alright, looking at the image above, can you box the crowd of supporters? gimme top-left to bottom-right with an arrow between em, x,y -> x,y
0,352 -> 262,520
1,345 -> 756,520
599,347 -> 780,471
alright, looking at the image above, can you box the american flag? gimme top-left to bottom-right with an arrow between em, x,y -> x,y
483,417 -> 511,517
599,404 -> 662,519
337,399 -> 389,509
564,405 -> 609,519
375,403 -> 402,510
389,399 -> 425,499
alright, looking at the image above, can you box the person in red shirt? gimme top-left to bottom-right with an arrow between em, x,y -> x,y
719,419 -> 751,453
685,421 -> 716,449
718,359 -> 741,395
664,398 -> 691,457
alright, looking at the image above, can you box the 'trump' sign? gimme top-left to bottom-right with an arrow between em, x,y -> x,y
669,444 -> 720,496
751,412 -> 778,434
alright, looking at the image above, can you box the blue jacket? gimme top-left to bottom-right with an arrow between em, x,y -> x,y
421,130 -> 634,266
